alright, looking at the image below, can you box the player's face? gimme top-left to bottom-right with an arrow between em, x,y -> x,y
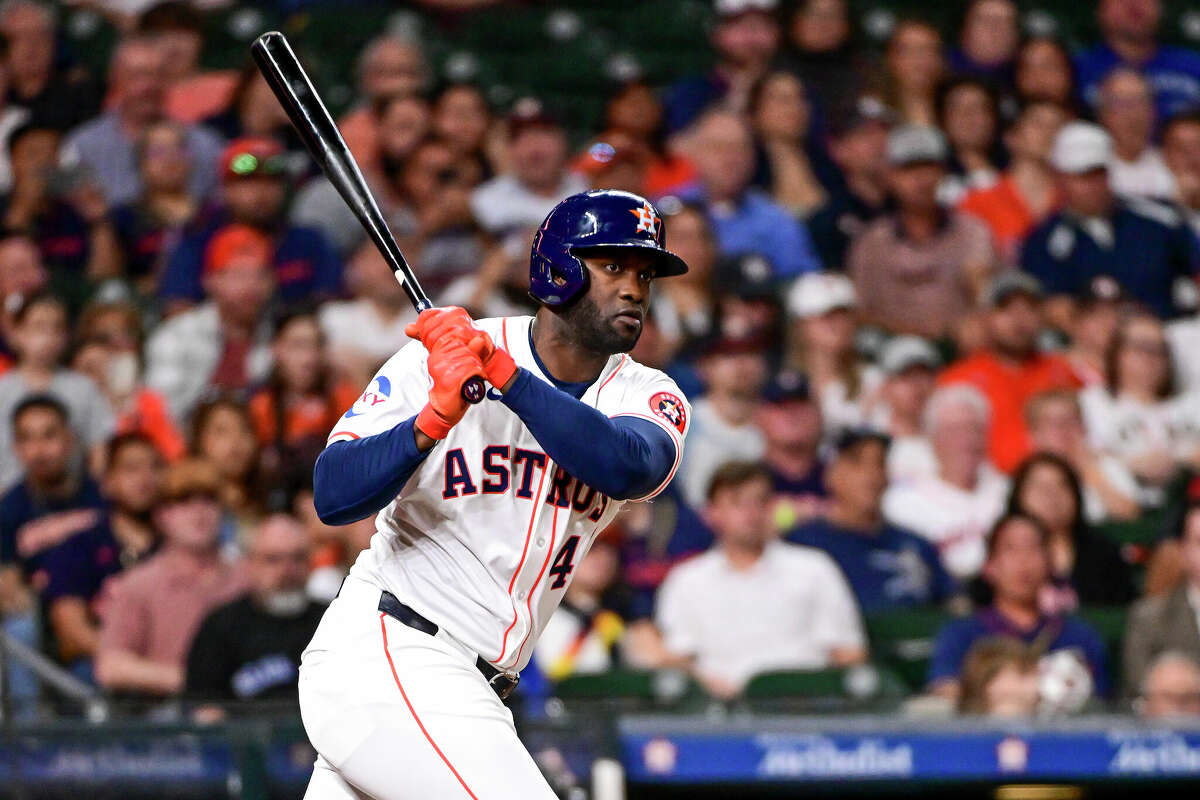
565,251 -> 657,354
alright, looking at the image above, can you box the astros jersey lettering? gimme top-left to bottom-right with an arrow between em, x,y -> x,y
326,315 -> 690,673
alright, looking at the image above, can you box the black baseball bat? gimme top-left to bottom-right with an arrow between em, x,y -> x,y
251,31 -> 485,405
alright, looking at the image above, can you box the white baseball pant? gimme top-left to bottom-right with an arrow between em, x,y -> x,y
299,576 -> 558,800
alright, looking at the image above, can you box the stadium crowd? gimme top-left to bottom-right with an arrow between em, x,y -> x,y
2,0 -> 1200,723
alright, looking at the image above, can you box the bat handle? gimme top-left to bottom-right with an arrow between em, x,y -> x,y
461,377 -> 486,405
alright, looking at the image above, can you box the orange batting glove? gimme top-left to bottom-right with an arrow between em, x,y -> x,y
464,330 -> 518,391
405,307 -> 478,350
414,338 -> 485,440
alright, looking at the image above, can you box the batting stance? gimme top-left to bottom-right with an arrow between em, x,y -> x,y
301,190 -> 691,799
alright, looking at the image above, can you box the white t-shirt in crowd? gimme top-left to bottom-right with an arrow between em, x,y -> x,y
1110,149 -> 1177,201
676,397 -> 766,508
886,435 -> 938,484
817,365 -> 884,438
882,466 -> 1010,579
655,541 -> 866,690
1079,384 -> 1200,505
1168,314 -> 1200,395
319,298 -> 418,369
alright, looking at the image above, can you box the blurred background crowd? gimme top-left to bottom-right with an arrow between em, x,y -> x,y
2,0 -> 1200,726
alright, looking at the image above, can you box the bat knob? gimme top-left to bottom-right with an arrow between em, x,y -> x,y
461,377 -> 486,405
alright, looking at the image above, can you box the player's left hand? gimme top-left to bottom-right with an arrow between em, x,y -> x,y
463,331 -> 518,392
415,337 -> 486,440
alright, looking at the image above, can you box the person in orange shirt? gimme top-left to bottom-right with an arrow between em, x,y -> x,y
248,307 -> 359,450
939,272 -> 1080,473
959,99 -> 1067,265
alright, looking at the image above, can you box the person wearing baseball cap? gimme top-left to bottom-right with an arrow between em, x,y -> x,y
1064,275 -> 1130,387
939,272 -> 1081,473
662,0 -> 781,133
787,427 -> 955,613
755,370 -> 828,529
145,224 -> 276,419
875,335 -> 941,482
847,123 -> 996,338
1021,120 -> 1200,320
158,135 -> 344,307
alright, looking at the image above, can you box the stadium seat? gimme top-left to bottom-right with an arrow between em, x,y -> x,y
743,664 -> 910,711
1076,605 -> 1128,689
865,608 -> 955,691
553,669 -> 705,708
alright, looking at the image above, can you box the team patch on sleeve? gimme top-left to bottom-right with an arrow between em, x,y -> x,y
649,391 -> 687,434
344,375 -> 392,418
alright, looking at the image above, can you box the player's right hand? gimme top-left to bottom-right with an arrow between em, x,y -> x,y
405,307 -> 477,349
415,337 -> 485,440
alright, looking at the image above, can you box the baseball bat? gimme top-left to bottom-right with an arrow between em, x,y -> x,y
251,31 -> 485,405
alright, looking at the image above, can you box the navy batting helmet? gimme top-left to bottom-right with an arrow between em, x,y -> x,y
529,190 -> 688,307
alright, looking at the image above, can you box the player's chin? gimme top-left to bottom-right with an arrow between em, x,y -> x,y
608,316 -> 642,351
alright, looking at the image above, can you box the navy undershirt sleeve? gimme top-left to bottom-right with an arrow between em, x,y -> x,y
500,368 -> 677,500
313,416 -> 430,525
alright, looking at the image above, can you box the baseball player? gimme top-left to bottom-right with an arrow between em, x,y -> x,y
301,190 -> 691,799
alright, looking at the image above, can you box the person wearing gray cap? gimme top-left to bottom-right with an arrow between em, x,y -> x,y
1020,120 -> 1200,320
939,272 -> 1081,473
872,335 -> 941,483
846,124 -> 995,338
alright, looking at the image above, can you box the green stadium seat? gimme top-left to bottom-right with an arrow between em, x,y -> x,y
865,608 -> 954,691
553,668 -> 705,708
1076,605 -> 1128,689
743,664 -> 910,711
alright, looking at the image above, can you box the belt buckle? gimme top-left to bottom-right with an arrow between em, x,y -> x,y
489,670 -> 519,700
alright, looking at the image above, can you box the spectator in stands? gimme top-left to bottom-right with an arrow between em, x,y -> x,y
755,371 -> 826,526
1080,312 -> 1200,505
469,97 -> 586,237
656,461 -> 866,698
871,336 -> 940,482
319,243 -> 418,388
878,19 -> 944,127
1023,123 -> 1200,321
38,433 -> 162,674
1007,452 -> 1134,608
0,234 -> 46,364
650,203 -> 718,363
789,429 -> 955,613
928,512 -> 1109,699
676,334 -> 767,508
0,293 -> 114,490
138,1 -> 237,126
1064,275 -> 1127,387
96,458 -> 247,699
534,536 -> 639,681
62,35 -> 223,207
1,122 -> 122,280
1098,67 -> 1176,200
1123,502 -> 1200,696
201,62 -> 298,152
1170,307 -> 1200,396
433,83 -> 495,181
0,37 -> 26,193
949,0 -> 1019,82
160,136 -> 343,306
936,77 -> 1002,205
748,71 -> 829,217
680,108 -> 821,279
663,0 -> 781,134
1076,0 -> 1200,121
109,120 -> 198,293
1136,652 -> 1200,718
1013,37 -> 1077,109
185,514 -> 322,709
0,0 -> 98,130
1026,390 -> 1139,522
884,385 -> 1009,579
249,307 -> 357,466
144,225 -> 274,421
190,398 -> 261,542
779,0 -> 870,119
338,34 -> 429,169
1163,110 -> 1200,239
939,273 -> 1081,473
785,272 -> 879,436
598,80 -> 695,198
806,97 -> 892,270
960,100 -> 1067,265
848,124 -> 995,339
957,636 -> 1041,717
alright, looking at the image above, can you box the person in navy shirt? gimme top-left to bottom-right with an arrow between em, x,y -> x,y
158,137 -> 342,307
1022,122 -> 1200,319
928,512 -> 1110,700
788,429 -> 955,614
678,109 -> 822,279
1075,0 -> 1200,121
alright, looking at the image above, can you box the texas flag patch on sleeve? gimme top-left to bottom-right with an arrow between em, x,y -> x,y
649,391 -> 687,435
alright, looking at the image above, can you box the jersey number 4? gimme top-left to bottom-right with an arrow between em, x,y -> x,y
548,535 -> 581,590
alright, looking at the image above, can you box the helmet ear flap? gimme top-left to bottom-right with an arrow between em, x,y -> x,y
529,229 -> 589,307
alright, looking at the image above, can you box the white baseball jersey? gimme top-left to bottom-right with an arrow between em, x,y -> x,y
326,315 -> 690,673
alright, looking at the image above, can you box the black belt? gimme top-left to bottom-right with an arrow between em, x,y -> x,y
378,590 -> 520,700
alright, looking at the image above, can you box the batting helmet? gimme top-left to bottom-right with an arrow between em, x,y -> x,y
529,190 -> 688,307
